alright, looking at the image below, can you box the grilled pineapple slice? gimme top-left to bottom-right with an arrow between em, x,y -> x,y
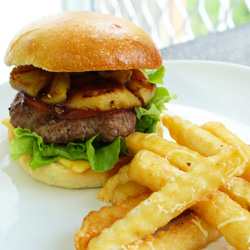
132,69 -> 149,81
98,70 -> 132,84
66,79 -> 141,111
42,72 -> 70,104
10,65 -> 53,97
126,77 -> 156,105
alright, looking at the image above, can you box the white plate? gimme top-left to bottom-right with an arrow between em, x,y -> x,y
1,60 -> 250,250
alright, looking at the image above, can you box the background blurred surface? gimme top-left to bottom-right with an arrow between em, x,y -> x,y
62,0 -> 250,47
0,0 -> 62,84
1,0 -> 250,83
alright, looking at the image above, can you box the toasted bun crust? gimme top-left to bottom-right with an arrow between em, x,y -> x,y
3,117 -> 119,189
16,155 -> 115,189
4,11 -> 162,72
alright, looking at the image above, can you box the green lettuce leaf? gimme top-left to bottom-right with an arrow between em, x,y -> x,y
135,66 -> 177,133
142,65 -> 165,84
86,134 -> 127,172
11,129 -> 126,172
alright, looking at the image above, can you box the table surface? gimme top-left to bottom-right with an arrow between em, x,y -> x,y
160,22 -> 250,67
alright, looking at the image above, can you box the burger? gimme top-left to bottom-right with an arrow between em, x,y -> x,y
3,11 -> 175,189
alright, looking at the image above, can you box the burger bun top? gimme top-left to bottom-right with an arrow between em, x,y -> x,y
5,11 -> 162,72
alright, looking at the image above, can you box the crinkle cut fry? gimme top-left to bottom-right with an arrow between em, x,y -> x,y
111,181 -> 150,204
76,190 -> 219,250
193,191 -> 250,250
126,132 -> 199,159
201,121 -> 250,181
129,142 -> 250,211
125,213 -> 220,250
162,114 -> 227,157
162,114 -> 250,207
98,163 -> 149,204
86,144 -> 246,250
219,177 -> 250,211
98,164 -> 130,203
127,116 -> 250,209
128,150 -> 250,250
75,193 -> 150,250
162,115 -> 250,180
97,156 -> 134,203
166,150 -> 250,211
126,131 -> 249,206
101,132 -> 194,203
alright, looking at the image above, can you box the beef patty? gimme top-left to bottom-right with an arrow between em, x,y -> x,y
9,92 -> 136,143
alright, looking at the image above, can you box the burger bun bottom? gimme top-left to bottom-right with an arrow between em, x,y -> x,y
16,155 -> 115,189
3,117 -> 119,189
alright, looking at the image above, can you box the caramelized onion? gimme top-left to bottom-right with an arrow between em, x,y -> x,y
24,94 -> 50,114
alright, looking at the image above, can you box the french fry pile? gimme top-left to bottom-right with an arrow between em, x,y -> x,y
75,114 -> 250,250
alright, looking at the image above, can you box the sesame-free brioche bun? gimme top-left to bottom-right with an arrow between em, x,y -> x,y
16,155 -> 116,189
2,117 -> 121,189
4,11 -> 162,72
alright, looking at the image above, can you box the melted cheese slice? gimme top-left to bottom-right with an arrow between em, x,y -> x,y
2,116 -> 15,142
58,157 -> 91,173
2,117 -> 91,174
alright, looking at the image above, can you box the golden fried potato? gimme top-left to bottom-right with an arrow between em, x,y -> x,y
76,114 -> 250,250
98,164 -> 131,203
77,192 -> 219,250
220,177 -> 250,210
87,145 -> 247,249
75,193 -> 149,250
162,115 -> 250,180
155,121 -> 164,137
167,150 -> 250,211
128,150 -> 250,250
202,121 -> 250,181
128,150 -> 184,192
126,213 -> 220,250
111,181 -> 150,204
10,65 -> 53,97
126,128 -> 249,217
126,132 -> 191,157
193,191 -> 250,250
162,115 -> 227,157
41,72 -> 70,104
